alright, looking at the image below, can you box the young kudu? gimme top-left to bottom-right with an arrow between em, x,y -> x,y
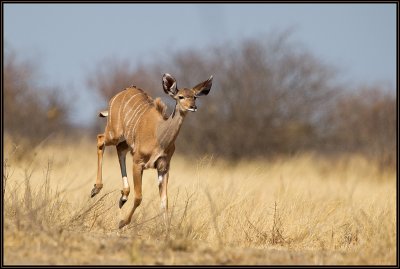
90,73 -> 213,229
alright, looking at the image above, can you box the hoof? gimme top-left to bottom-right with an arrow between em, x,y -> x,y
119,189 -> 129,208
119,196 -> 128,209
119,220 -> 128,229
90,184 -> 103,198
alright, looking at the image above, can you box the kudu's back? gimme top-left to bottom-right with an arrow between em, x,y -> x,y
102,87 -> 166,148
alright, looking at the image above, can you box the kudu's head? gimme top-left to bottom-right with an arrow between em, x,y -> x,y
162,73 -> 213,113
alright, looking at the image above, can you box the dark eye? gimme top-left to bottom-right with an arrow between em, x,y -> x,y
178,95 -> 184,99
193,96 -> 197,100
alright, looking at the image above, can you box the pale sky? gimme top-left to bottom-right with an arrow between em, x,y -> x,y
4,3 -> 396,126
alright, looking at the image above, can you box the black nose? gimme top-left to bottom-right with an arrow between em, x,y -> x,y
190,105 -> 197,110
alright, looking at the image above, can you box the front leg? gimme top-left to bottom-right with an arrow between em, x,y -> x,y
156,157 -> 170,224
158,171 -> 169,214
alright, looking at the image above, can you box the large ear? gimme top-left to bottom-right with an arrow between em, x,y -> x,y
162,73 -> 177,96
193,75 -> 213,96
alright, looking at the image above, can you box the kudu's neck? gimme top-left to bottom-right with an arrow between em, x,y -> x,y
157,103 -> 187,149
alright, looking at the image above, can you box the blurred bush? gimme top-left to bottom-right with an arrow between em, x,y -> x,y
41,31 -> 395,170
4,48 -> 70,144
4,31 -> 394,171
326,85 -> 396,170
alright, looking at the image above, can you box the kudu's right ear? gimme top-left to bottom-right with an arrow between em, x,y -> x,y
162,73 -> 177,97
193,75 -> 213,96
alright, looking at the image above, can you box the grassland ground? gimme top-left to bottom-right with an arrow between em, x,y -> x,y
3,137 -> 396,265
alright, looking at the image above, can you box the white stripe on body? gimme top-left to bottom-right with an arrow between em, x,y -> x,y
108,90 -> 126,128
127,104 -> 150,143
122,92 -> 143,115
115,90 -> 129,135
126,101 -> 151,128
128,104 -> 151,149
107,96 -> 117,137
131,105 -> 150,139
123,98 -> 147,146
123,97 -> 145,127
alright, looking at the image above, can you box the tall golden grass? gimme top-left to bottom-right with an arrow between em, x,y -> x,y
3,136 -> 396,265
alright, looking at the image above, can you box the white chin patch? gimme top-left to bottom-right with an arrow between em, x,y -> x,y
187,108 -> 197,112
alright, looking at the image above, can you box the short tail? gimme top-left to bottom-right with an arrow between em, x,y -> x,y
98,111 -> 108,117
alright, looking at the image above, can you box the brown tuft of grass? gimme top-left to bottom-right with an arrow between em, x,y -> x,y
3,137 -> 396,265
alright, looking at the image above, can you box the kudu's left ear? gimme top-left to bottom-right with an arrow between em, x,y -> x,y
193,75 -> 213,96
162,73 -> 178,97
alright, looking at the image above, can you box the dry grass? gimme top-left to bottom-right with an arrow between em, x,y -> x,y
3,136 -> 396,265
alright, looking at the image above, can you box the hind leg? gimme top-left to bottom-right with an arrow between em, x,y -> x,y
91,133 -> 106,197
119,161 -> 143,229
117,141 -> 130,208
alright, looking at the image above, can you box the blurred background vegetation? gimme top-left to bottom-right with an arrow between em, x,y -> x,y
4,32 -> 396,170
